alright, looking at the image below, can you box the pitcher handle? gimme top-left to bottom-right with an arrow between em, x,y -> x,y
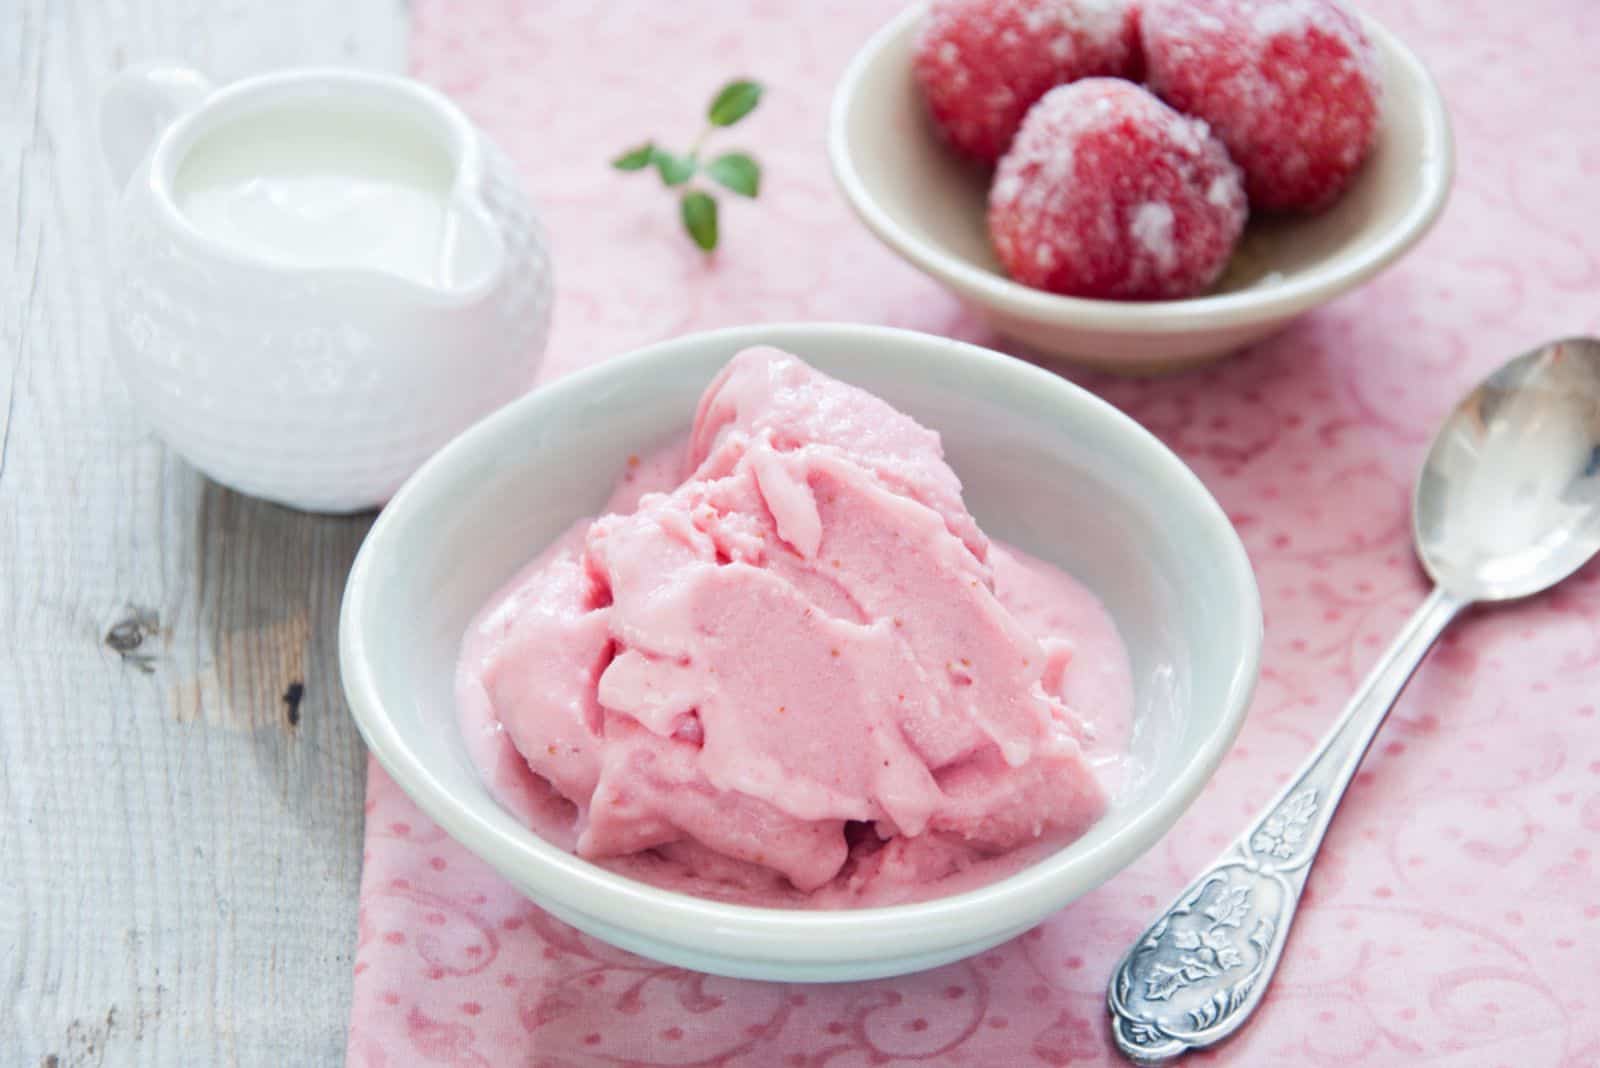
100,63 -> 214,191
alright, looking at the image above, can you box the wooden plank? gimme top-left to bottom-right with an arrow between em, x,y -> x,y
0,1 -> 408,1063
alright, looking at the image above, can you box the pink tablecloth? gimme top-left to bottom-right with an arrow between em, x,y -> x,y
348,2 -> 1600,1064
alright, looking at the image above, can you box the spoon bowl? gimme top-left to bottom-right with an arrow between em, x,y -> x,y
1414,337 -> 1600,601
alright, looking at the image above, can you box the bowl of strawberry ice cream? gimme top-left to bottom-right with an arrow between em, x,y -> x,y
340,323 -> 1261,981
830,0 -> 1453,373
457,346 -> 1130,908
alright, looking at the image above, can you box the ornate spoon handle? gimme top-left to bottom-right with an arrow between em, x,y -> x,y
1108,586 -> 1466,1063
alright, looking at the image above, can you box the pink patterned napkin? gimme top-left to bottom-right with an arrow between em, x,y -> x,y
349,2 -> 1600,1064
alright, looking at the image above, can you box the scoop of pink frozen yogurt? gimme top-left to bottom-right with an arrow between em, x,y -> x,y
463,348 -> 1108,895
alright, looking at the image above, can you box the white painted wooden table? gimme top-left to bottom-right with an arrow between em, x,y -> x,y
2,2 -> 407,1063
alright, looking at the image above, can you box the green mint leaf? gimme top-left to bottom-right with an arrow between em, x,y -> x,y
705,152 -> 760,197
653,149 -> 695,187
707,80 -> 763,127
611,142 -> 655,171
681,191 -> 718,251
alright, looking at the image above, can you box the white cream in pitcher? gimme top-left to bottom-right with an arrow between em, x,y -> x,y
173,106 -> 463,286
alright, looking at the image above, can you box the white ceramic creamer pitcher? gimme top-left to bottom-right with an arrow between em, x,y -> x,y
101,65 -> 553,512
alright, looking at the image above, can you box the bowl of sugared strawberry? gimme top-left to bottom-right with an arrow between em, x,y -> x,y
828,0 -> 1452,374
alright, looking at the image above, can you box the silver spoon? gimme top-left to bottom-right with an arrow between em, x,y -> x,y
1108,336 -> 1600,1063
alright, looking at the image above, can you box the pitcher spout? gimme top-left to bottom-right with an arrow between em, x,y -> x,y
432,193 -> 505,299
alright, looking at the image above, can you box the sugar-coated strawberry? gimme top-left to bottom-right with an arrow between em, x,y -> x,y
1141,0 -> 1381,212
914,0 -> 1142,165
989,79 -> 1247,300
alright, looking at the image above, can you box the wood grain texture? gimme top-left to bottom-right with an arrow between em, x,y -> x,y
0,2 -> 407,1063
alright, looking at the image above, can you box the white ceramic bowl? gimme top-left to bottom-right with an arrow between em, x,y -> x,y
828,4 -> 1454,374
340,324 -> 1262,981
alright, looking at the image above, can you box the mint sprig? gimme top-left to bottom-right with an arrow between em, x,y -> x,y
611,78 -> 766,253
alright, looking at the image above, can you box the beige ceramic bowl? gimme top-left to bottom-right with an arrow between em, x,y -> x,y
828,3 -> 1454,374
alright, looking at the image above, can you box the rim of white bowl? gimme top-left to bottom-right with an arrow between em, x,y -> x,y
827,3 -> 1456,335
340,323 -> 1263,965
